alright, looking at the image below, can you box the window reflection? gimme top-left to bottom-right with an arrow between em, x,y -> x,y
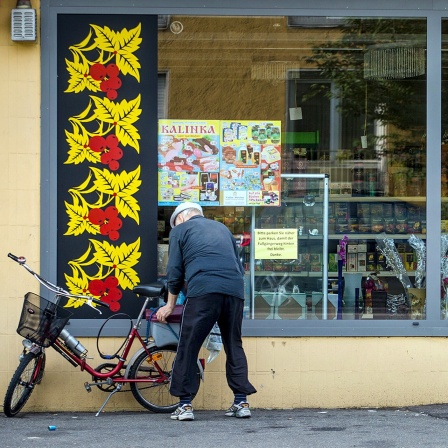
157,16 -> 427,321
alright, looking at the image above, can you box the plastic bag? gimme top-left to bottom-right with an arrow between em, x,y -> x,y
203,322 -> 222,363
176,290 -> 186,305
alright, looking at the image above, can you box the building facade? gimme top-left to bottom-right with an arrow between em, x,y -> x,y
2,0 -> 448,412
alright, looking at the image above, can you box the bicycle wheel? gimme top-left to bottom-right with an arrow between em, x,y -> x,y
4,351 -> 46,417
129,345 -> 200,413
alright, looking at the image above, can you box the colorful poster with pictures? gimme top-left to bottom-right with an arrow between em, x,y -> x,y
220,120 -> 281,206
158,120 -> 220,205
157,119 -> 281,206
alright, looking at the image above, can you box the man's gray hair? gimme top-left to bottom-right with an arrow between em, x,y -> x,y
181,207 -> 203,219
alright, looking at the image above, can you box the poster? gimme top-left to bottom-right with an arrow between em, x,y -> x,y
220,120 -> 281,206
158,120 -> 220,206
158,119 -> 281,207
254,229 -> 298,259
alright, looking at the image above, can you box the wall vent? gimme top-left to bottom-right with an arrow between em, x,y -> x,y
11,9 -> 36,41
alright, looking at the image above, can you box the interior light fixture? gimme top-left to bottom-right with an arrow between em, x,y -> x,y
364,43 -> 425,80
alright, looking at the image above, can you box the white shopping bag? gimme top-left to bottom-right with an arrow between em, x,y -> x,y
203,322 -> 222,363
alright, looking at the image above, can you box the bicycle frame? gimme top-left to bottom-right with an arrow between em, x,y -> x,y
6,253 -> 204,417
52,294 -> 163,383
51,290 -> 172,416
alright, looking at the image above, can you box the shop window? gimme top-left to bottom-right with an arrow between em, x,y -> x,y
156,15 -> 427,324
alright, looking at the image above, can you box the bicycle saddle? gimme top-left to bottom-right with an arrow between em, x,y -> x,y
133,282 -> 166,298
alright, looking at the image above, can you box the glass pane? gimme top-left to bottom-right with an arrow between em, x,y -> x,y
252,176 -> 328,320
157,16 -> 427,321
284,17 -> 427,321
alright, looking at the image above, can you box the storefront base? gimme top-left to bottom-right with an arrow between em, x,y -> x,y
3,336 -> 448,412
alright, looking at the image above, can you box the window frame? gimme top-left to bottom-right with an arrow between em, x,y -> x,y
41,0 -> 444,336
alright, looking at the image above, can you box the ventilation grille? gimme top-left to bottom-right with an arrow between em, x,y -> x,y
11,9 -> 36,41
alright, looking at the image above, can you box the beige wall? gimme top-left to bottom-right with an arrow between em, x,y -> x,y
0,0 -> 42,403
2,0 -> 448,413
3,336 -> 448,412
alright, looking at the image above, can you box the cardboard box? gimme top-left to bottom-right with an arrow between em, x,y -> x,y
383,202 -> 394,217
396,243 -> 407,253
366,252 -> 377,271
330,181 -> 342,196
384,217 -> 396,233
377,253 -> 387,272
335,202 -> 348,217
357,203 -> 371,218
370,203 -> 384,216
357,252 -> 367,271
404,253 -> 415,271
341,182 -> 352,196
371,217 -> 384,233
357,243 -> 367,253
335,219 -> 349,234
330,182 -> 352,197
347,253 -> 357,272
328,253 -> 338,272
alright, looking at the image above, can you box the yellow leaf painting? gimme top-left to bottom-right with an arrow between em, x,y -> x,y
65,23 -> 142,94
64,193 -> 100,237
90,95 -> 142,152
91,23 -> 142,82
64,238 -> 141,309
64,166 -> 141,235
65,51 -> 100,94
63,21 -> 145,313
65,129 -> 101,165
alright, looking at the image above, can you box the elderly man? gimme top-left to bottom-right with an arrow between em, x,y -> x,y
156,202 -> 256,421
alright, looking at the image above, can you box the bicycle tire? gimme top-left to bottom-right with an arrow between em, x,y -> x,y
4,351 -> 45,417
129,345 -> 200,413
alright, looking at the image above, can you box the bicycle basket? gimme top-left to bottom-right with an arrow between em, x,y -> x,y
17,292 -> 73,347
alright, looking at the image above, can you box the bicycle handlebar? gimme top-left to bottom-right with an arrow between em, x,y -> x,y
90,297 -> 110,308
8,253 -> 26,264
7,252 -> 110,312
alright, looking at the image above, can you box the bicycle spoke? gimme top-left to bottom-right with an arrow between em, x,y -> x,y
4,352 -> 43,417
129,347 -> 179,413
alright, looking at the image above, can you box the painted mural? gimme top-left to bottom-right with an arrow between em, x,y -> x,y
57,15 -> 158,318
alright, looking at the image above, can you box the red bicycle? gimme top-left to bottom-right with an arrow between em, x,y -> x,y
4,253 -> 204,417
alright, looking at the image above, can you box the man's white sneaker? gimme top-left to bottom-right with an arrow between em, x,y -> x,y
225,401 -> 251,418
171,403 -> 194,421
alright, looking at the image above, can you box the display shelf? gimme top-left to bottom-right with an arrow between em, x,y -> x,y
254,270 -> 323,277
328,233 -> 426,240
328,196 -> 427,203
254,270 -> 415,277
329,271 -> 415,277
283,196 -> 427,204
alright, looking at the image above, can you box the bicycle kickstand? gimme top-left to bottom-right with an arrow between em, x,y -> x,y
95,383 -> 123,417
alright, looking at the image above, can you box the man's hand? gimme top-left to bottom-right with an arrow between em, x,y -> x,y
156,303 -> 175,324
156,291 -> 178,323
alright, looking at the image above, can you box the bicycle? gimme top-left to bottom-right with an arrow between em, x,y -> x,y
3,253 -> 204,417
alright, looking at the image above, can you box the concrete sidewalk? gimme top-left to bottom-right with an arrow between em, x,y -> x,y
1,405 -> 448,447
